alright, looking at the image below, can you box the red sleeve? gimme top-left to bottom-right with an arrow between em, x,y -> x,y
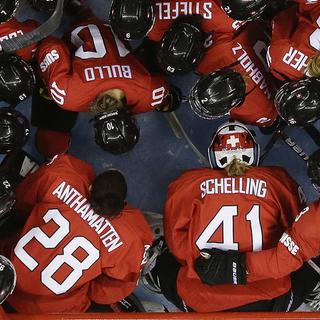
0,306 -> 9,320
35,36 -> 74,110
89,207 -> 153,303
0,18 -> 40,62
164,169 -> 204,264
247,201 -> 320,282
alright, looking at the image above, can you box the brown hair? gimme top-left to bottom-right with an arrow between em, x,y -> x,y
90,92 -> 124,115
224,157 -> 252,177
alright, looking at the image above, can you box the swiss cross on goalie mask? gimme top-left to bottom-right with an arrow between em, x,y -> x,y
208,121 -> 260,169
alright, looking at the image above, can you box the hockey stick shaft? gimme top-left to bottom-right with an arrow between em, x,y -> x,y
1,0 -> 64,52
165,112 -> 209,166
279,131 -> 309,162
308,259 -> 320,276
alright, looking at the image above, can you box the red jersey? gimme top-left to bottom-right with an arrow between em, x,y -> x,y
164,166 -> 305,312
0,307 -> 8,320
2,154 -> 153,313
267,4 -> 320,81
196,22 -> 277,126
0,18 -> 40,62
147,0 -> 245,42
35,17 -> 169,114
247,201 -> 320,282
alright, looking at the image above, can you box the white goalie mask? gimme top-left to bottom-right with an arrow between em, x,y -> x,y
208,121 -> 260,169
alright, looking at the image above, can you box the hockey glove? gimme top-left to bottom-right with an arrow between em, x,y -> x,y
194,248 -> 247,285
156,85 -> 182,113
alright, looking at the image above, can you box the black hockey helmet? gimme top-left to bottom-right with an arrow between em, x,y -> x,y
221,0 -> 269,21
0,107 -> 30,153
0,175 -> 15,219
189,69 -> 246,119
208,120 -> 260,169
0,0 -> 19,23
157,15 -> 205,75
93,108 -> 139,154
0,53 -> 36,105
274,78 -> 320,127
29,0 -> 57,12
307,149 -> 320,193
0,255 -> 16,304
109,0 -> 154,40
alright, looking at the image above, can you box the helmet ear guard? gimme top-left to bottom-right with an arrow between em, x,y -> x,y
109,0 -> 155,40
208,121 -> 260,169
157,14 -> 205,75
189,69 -> 246,120
93,108 -> 139,155
274,78 -> 320,127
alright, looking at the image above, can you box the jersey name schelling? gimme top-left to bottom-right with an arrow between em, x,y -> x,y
200,177 -> 267,198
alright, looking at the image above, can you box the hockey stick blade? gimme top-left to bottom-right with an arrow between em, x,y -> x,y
1,0 -> 65,52
165,112 -> 209,166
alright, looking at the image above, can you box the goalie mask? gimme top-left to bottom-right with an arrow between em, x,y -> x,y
189,69 -> 246,120
274,78 -> 320,127
157,15 -> 205,75
0,108 -> 30,153
221,0 -> 269,21
109,0 -> 154,40
0,53 -> 36,105
0,0 -> 19,23
93,108 -> 139,154
0,175 -> 15,219
0,255 -> 16,304
208,121 -> 260,169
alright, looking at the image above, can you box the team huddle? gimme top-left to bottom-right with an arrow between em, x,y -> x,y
0,0 -> 320,316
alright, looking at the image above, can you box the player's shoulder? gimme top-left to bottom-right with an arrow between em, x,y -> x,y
46,154 -> 95,179
250,166 -> 297,185
173,167 -> 216,182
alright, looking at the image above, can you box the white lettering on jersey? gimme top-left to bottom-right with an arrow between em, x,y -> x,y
40,49 -> 60,72
295,206 -> 310,222
282,46 -> 309,73
200,177 -> 267,198
279,232 -> 300,256
84,65 -> 132,81
52,181 -> 123,252
0,30 -> 23,42
232,42 -> 272,99
155,1 -> 213,20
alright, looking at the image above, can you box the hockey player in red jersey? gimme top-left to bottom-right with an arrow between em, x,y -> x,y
0,0 -> 40,62
267,3 -> 320,81
0,154 -> 153,313
142,120 -> 306,312
195,22 -> 278,127
33,1 -> 173,159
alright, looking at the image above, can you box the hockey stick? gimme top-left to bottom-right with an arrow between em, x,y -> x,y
0,0 -> 65,52
259,122 -> 287,163
165,111 -> 209,166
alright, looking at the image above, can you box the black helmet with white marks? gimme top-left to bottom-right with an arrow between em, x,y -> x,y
0,0 -> 19,23
0,255 -> 16,304
157,15 -> 205,75
0,53 -> 36,105
93,108 -> 139,154
189,69 -> 246,120
109,0 -> 154,40
274,78 -> 320,127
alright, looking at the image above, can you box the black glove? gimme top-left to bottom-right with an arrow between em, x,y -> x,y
194,248 -> 247,285
156,85 -> 182,113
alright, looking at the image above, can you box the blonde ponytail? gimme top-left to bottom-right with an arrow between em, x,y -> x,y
307,53 -> 320,78
224,157 -> 252,177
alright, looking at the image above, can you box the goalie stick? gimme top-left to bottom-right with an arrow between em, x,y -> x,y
0,0 -> 65,52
